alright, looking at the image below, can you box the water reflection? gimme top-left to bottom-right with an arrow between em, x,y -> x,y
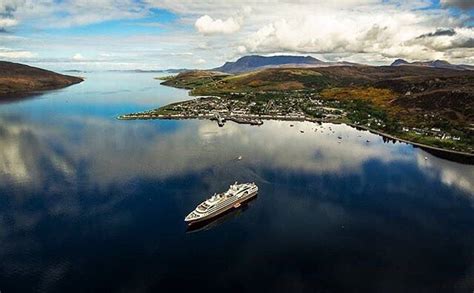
0,72 -> 473,292
0,114 -> 472,196
415,151 -> 474,197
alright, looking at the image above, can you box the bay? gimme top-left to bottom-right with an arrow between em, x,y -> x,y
0,72 -> 473,292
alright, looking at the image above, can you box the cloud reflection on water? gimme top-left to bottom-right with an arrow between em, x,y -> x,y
0,115 -> 473,195
0,113 -> 474,292
1,70 -> 474,292
415,151 -> 474,197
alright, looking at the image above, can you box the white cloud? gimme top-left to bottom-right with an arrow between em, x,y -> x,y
0,18 -> 17,28
408,29 -> 474,52
147,0 -> 380,16
195,58 -> 206,64
145,0 -> 474,65
233,3 -> 472,62
0,0 -> 148,29
1,0 -> 474,67
0,47 -> 36,58
237,45 -> 247,54
195,15 -> 240,35
72,53 -> 85,61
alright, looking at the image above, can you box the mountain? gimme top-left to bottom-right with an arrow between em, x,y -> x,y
391,59 -> 409,66
0,61 -> 83,98
212,55 -> 356,73
390,59 -> 474,70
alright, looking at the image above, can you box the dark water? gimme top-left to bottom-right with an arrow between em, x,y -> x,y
0,72 -> 473,292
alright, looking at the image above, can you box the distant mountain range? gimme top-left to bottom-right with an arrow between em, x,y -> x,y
212,55 -> 356,73
107,68 -> 190,73
211,55 -> 474,73
390,59 -> 474,71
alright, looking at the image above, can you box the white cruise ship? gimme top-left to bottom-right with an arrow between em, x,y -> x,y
185,182 -> 258,224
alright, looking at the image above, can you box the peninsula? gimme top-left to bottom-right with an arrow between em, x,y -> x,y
119,56 -> 474,155
0,61 -> 83,99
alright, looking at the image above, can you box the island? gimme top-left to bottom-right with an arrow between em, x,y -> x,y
119,56 -> 474,156
0,61 -> 83,99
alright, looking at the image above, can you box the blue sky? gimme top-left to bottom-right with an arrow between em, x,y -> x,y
0,0 -> 473,70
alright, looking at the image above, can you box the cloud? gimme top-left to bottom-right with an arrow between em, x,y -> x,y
417,28 -> 456,39
408,27 -> 474,51
72,53 -> 85,61
0,18 -> 17,28
232,3 -> 473,63
195,58 -> 206,64
0,0 -> 148,29
0,47 -> 35,58
147,0 -> 380,16
243,14 -> 394,54
195,15 -> 240,35
440,0 -> 474,10
1,0 -> 474,68
0,0 -> 18,30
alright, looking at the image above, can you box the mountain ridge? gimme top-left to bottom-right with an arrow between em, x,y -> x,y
390,58 -> 474,70
212,55 -> 357,73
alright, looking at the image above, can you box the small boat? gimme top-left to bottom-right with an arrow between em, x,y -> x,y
185,182 -> 258,224
237,155 -> 242,160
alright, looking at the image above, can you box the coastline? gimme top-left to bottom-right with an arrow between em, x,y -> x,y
118,112 -> 474,161
0,77 -> 84,101
347,124 -> 474,164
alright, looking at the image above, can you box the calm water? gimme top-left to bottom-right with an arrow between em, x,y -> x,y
0,72 -> 473,292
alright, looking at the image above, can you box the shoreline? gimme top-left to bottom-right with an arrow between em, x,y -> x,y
118,113 -> 474,160
347,124 -> 474,162
0,77 -> 84,101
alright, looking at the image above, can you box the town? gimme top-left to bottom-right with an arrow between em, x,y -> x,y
118,92 -> 347,126
118,90 -> 468,152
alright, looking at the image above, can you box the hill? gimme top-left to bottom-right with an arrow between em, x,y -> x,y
160,70 -> 231,89
0,61 -> 83,98
212,55 -> 355,73
166,66 -> 474,121
160,66 -> 474,153
390,59 -> 474,71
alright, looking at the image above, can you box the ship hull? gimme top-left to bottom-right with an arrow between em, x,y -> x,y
186,190 -> 258,224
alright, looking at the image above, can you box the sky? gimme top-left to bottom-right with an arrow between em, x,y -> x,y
0,0 -> 473,70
